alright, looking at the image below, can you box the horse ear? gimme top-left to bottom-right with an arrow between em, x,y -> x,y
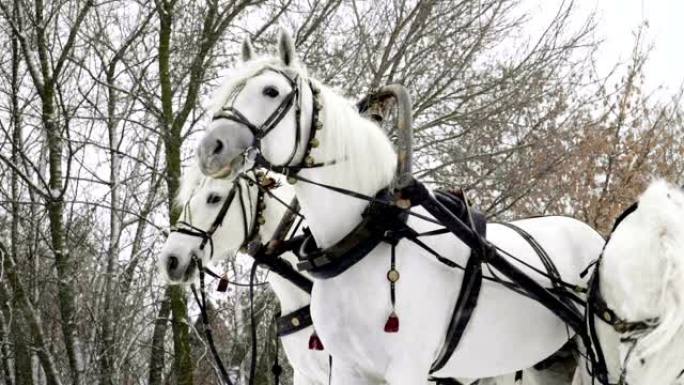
241,38 -> 254,62
278,30 -> 296,66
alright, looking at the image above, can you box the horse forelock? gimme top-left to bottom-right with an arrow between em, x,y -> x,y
175,161 -> 204,208
175,160 -> 233,209
207,56 -> 307,117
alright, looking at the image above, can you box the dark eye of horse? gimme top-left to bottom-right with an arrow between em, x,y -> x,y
206,194 -> 222,205
263,86 -> 279,98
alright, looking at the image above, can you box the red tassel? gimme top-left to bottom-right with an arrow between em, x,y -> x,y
384,312 -> 399,333
308,332 -> 324,350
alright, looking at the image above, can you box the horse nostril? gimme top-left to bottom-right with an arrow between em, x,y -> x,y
168,255 -> 179,271
213,139 -> 224,155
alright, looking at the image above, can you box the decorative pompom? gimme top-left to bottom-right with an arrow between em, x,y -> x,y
384,312 -> 399,333
308,332 -> 324,350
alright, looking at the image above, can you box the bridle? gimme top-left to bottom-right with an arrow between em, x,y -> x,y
211,66 -> 333,178
170,171 -> 268,263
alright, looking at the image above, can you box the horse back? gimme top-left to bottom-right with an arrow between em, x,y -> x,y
487,216 -> 604,288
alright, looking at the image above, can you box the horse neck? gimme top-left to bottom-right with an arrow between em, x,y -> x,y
293,93 -> 397,248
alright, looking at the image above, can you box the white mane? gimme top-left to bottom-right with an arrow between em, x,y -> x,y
314,82 -> 397,193
602,179 -> 684,383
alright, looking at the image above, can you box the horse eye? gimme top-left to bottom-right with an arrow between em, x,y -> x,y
262,86 -> 279,98
206,193 -> 222,205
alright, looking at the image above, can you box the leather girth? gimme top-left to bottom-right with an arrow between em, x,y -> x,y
430,249 -> 483,373
429,190 -> 486,373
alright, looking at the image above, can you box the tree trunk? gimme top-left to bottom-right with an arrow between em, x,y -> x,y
0,244 -> 63,385
148,290 -> 171,385
31,0 -> 92,380
9,6 -> 33,382
99,63 -> 122,385
153,2 -> 193,384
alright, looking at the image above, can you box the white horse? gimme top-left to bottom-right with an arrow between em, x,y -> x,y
159,160 -> 577,385
573,180 -> 684,385
158,166 -> 331,385
195,31 -> 605,384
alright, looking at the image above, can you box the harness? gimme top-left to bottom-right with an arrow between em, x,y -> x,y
284,175 -> 590,375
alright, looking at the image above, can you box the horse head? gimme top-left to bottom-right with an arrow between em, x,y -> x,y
158,160 -> 292,284
600,180 -> 684,384
197,31 -> 315,180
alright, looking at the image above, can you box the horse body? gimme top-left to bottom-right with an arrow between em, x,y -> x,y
307,202 -> 603,382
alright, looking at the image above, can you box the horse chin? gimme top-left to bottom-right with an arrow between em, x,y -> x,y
208,156 -> 247,179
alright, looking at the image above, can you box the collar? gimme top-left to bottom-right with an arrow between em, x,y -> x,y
294,188 -> 408,278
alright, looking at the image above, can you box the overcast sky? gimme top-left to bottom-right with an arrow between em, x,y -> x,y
526,0 -> 683,96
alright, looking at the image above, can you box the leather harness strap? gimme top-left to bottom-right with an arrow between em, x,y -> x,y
295,189 -> 409,278
430,250 -> 483,373
294,186 -> 489,372
276,305 -> 313,337
429,190 -> 486,373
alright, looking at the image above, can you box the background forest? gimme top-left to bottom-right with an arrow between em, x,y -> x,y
0,0 -> 683,384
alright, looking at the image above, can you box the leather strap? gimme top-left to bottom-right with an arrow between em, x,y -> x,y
276,305 -> 313,337
295,189 -> 408,278
430,240 -> 483,373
